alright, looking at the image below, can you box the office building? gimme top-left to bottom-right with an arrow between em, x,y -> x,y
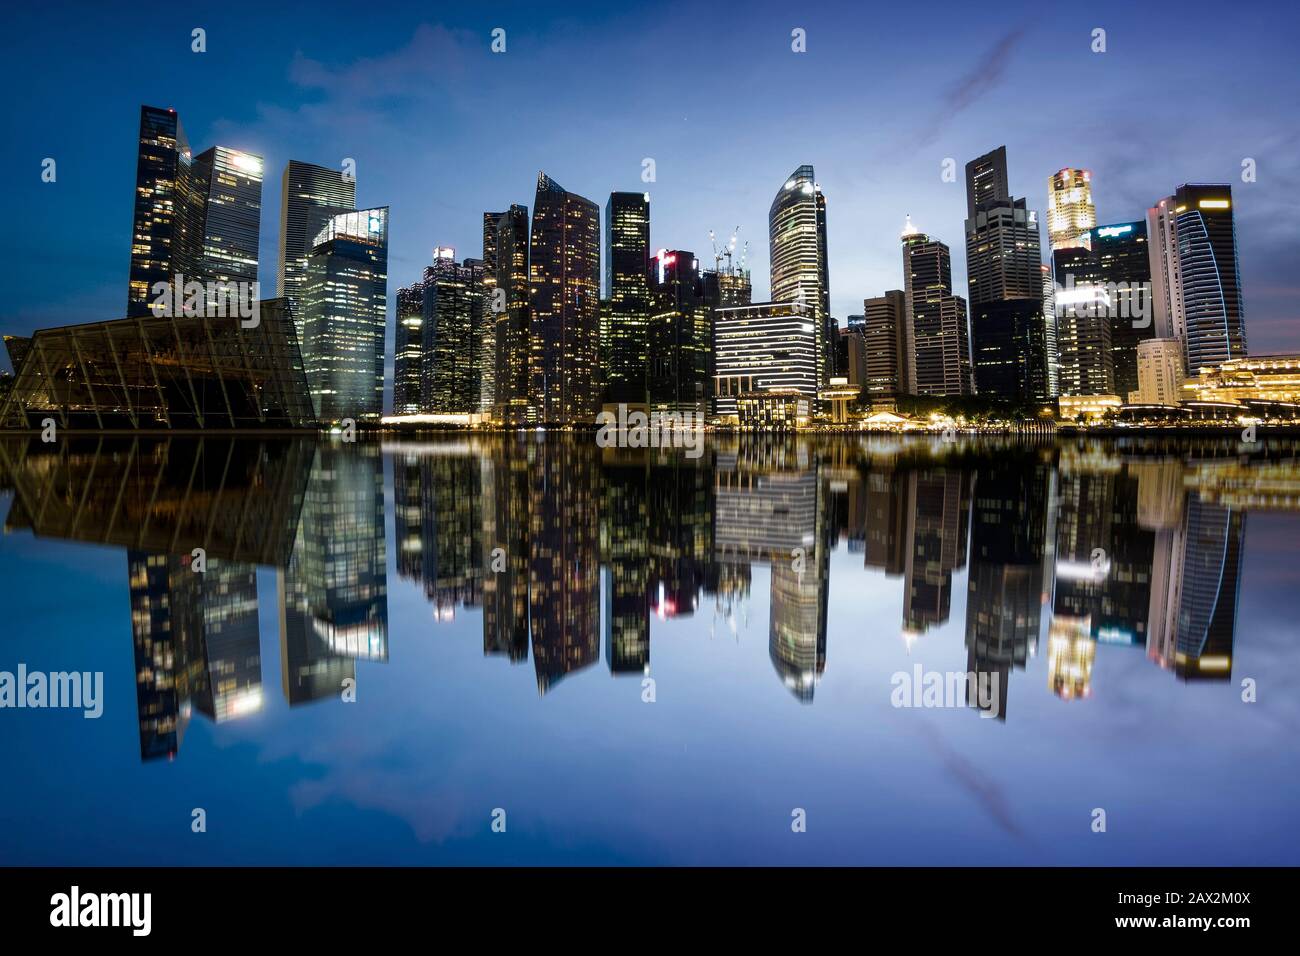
648,249 -> 711,414
420,249 -> 487,414
1047,168 -> 1096,252
970,298 -> 1051,401
713,301 -> 818,420
1133,338 -> 1185,405
902,220 -> 973,397
486,205 -> 530,425
604,191 -> 651,404
393,283 -> 424,415
529,173 -> 600,424
302,207 -> 389,421
277,160 -> 356,336
126,107 -> 264,320
965,195 -> 1043,306
862,290 -> 909,402
1053,244 -> 1114,395
1147,185 -> 1247,373
965,146 -> 1009,216
127,106 -> 192,317
769,165 -> 831,387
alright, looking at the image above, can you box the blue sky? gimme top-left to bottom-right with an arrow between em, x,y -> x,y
2,0 -> 1298,371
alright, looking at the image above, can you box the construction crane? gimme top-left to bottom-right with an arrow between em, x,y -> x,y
709,226 -> 744,275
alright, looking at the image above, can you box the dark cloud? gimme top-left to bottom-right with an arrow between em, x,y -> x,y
914,27 -> 1028,147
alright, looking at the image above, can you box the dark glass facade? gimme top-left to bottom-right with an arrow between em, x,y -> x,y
302,208 -> 389,421
648,249 -> 711,414
277,160 -> 356,337
604,192 -> 650,404
420,253 -> 487,413
768,165 -> 831,388
487,206 -> 530,426
528,174 -> 600,424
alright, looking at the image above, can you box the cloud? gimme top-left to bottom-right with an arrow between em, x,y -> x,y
914,27 -> 1028,147
287,23 -> 476,103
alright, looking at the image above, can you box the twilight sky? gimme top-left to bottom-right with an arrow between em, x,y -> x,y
2,0 -> 1298,373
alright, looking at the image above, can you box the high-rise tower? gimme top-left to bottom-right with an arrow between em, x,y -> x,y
302,208 -> 389,421
278,161 -> 356,336
528,173 -> 601,424
1047,168 -> 1097,252
902,219 -> 973,397
1147,185 -> 1246,373
769,165 -> 830,386
604,191 -> 651,404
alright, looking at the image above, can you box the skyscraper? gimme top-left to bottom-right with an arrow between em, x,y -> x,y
1090,220 -> 1155,397
1146,196 -> 1183,342
1042,263 -> 1059,397
769,165 -> 830,386
902,220 -> 973,397
1047,168 -> 1096,252
420,249 -> 487,413
964,147 -> 1048,400
302,207 -> 389,421
862,290 -> 909,402
393,283 -> 424,415
712,302 -> 819,420
965,146 -> 1009,217
486,205 -> 530,426
187,146 -> 264,300
278,160 -> 356,336
1052,243 -> 1114,395
126,107 -> 263,319
604,191 -> 651,404
970,298 -> 1051,401
965,196 -> 1042,304
529,173 -> 600,424
127,106 -> 191,317
1147,185 -> 1247,374
648,249 -> 711,414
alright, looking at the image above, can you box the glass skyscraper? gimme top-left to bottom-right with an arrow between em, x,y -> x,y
393,283 -> 424,415
126,107 -> 263,320
648,249 -> 711,414
277,160 -> 356,338
528,173 -> 600,424
768,165 -> 830,387
420,250 -> 487,413
188,146 -> 264,297
604,191 -> 651,404
486,206 -> 530,426
964,146 -> 1048,400
127,106 -> 191,318
302,207 -> 389,421
1148,185 -> 1247,374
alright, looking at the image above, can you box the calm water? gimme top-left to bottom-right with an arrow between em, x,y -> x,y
1,433 -> 1297,865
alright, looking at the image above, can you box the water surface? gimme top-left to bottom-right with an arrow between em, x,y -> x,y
1,433 -> 1297,865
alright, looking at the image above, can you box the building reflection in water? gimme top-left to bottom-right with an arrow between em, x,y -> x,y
281,443 -> 388,705
0,431 -> 1284,761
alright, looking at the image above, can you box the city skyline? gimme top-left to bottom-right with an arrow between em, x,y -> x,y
4,1 -> 1297,390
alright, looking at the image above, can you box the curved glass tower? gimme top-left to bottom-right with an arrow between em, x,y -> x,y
768,165 -> 830,386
